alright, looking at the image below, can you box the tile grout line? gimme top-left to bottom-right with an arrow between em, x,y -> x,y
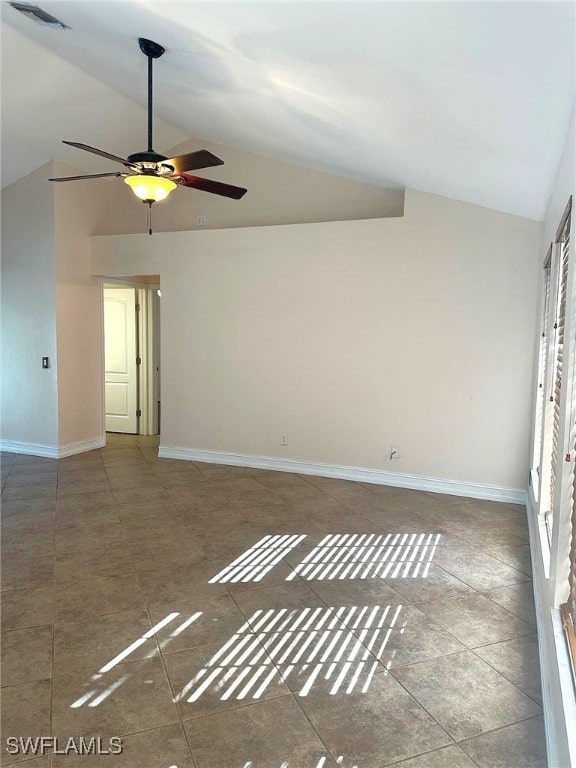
453,711 -> 547,748
467,643 -> 544,708
225,580 -> 352,764
48,457 -> 59,767
119,442 -> 200,768
387,649 -> 543,750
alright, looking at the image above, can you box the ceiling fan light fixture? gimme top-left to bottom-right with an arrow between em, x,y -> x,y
49,37 -> 246,232
124,174 -> 176,203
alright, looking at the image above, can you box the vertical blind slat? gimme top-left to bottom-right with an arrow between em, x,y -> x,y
548,232 -> 570,522
535,264 -> 552,476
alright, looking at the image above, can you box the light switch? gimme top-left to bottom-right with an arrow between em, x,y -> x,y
42,357 -> 50,369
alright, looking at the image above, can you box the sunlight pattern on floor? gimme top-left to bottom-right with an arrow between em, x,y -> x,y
175,604 -> 402,703
70,612 -> 202,708
286,533 -> 440,581
208,534 -> 307,583
242,759 -> 336,768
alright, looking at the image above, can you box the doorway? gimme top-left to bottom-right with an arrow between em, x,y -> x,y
103,278 -> 161,435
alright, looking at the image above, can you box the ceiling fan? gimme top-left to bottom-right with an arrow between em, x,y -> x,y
49,37 -> 247,233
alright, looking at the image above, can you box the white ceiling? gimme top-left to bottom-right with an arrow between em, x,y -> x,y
1,1 -> 574,219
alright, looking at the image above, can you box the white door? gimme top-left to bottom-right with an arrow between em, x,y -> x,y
104,288 -> 138,433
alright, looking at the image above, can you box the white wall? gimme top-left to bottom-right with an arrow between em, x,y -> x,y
53,161 -> 107,447
0,163 -> 59,448
97,136 -> 404,236
92,187 -> 540,493
540,108 -> 575,252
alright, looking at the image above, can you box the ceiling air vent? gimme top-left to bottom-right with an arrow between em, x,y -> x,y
9,2 -> 70,29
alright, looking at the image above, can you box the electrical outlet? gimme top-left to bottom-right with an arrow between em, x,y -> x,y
390,445 -> 401,460
196,215 -> 206,226
280,433 -> 288,446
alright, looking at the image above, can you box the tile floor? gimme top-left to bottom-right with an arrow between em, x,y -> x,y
1,434 -> 546,767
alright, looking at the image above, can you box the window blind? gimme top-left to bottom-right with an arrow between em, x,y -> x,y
548,222 -> 571,525
558,200 -> 576,677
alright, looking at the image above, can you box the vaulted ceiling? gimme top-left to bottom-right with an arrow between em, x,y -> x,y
1,1 -> 574,219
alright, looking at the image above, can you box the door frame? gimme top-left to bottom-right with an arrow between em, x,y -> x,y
103,285 -> 139,434
138,283 -> 161,436
101,278 -> 160,437
146,284 -> 161,436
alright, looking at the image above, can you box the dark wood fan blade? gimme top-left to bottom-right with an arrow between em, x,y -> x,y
62,141 -> 137,168
176,174 -> 247,200
49,172 -> 123,182
163,150 -> 224,174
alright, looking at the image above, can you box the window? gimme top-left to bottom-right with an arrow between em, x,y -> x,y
555,200 -> 576,676
535,196 -> 576,680
548,215 -> 571,533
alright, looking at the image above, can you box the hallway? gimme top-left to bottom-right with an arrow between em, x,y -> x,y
1,435 -> 545,767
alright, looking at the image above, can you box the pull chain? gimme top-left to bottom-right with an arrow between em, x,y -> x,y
147,201 -> 153,235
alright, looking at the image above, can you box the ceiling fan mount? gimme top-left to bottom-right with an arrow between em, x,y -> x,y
49,36 -> 247,233
126,151 -> 171,166
138,37 -> 165,59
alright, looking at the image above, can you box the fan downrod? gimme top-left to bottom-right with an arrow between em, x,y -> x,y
137,38 -> 166,153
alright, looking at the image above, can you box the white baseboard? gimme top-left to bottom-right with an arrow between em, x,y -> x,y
0,439 -> 59,458
0,436 -> 105,459
57,436 -> 106,458
158,446 -> 527,504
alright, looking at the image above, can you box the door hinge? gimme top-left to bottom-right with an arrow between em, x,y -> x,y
136,303 -> 140,311
136,357 -> 142,365
136,409 -> 142,417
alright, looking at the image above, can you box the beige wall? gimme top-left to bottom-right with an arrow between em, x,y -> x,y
1,163 -> 59,447
53,161 -> 107,446
1,140 -> 401,453
96,136 -> 404,236
0,161 -> 108,450
92,188 -> 541,491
